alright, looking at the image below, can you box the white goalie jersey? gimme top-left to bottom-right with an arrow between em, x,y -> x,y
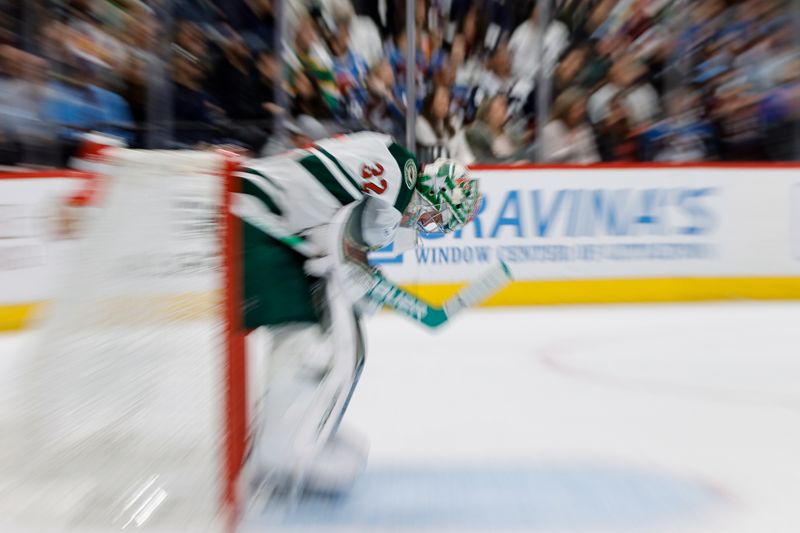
234,132 -> 419,250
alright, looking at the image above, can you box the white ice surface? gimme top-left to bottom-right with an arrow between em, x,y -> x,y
303,302 -> 800,533
3,302 -> 800,532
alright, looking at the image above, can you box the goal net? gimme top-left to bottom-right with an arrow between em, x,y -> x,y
0,149 -> 246,532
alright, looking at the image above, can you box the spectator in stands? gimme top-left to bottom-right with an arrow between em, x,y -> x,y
540,87 -> 600,163
620,57 -> 661,127
508,1 -> 569,83
208,31 -> 272,151
456,4 -> 485,61
174,19 -> 208,60
553,43 -> 589,95
210,32 -> 254,120
588,46 -> 623,115
326,11 -> 370,125
759,57 -> 800,160
644,87 -> 714,162
385,29 -> 426,112
473,0 -> 534,41
0,41 -> 11,78
171,0 -> 222,25
416,84 -> 474,164
431,56 -> 457,93
412,0 -> 435,67
364,58 -> 405,139
466,94 -> 529,164
222,0 -> 275,51
66,2 -> 129,76
582,38 -> 613,90
254,49 -> 283,123
588,54 -> 660,128
0,9 -> 16,47
292,68 -> 334,121
41,61 -> 101,143
711,78 -> 764,160
0,47 -> 56,164
327,0 -> 383,69
288,11 -> 342,118
620,0 -> 654,43
0,0 -> 797,164
170,43 -> 219,146
87,70 -> 135,145
39,18 -> 73,66
595,93 -> 639,161
449,32 -> 483,122
474,41 -> 533,121
121,7 -> 165,146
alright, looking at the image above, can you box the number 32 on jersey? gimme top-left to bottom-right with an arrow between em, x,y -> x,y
360,163 -> 387,195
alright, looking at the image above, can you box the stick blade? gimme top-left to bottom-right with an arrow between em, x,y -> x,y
443,261 -> 513,318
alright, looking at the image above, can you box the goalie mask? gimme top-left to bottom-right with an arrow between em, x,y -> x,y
404,159 -> 480,235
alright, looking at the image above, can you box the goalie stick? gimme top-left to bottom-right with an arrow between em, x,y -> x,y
232,194 -> 513,329
363,262 -> 511,328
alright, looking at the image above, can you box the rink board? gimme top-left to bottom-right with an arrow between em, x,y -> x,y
376,163 -> 800,305
3,164 -> 800,330
0,170 -> 222,331
0,173 -> 89,331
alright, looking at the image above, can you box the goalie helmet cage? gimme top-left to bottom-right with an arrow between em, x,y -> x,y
0,150 -> 246,532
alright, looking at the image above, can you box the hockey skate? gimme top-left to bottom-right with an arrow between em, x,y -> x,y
244,424 -> 368,512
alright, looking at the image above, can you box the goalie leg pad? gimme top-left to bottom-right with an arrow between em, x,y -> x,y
250,289 -> 364,495
251,324 -> 339,476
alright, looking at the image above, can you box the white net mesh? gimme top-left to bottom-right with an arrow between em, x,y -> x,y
0,150 -> 242,532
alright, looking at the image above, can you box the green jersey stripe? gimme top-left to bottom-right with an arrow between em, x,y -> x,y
241,167 -> 286,191
308,147 -> 362,200
312,145 -> 362,193
297,154 -> 359,205
388,142 -> 418,213
238,172 -> 283,215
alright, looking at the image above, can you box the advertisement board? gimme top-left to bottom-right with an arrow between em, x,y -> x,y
3,164 -> 800,329
0,173 -> 89,328
371,165 -> 800,303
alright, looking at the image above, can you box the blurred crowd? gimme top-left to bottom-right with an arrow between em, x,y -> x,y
0,0 -> 797,167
